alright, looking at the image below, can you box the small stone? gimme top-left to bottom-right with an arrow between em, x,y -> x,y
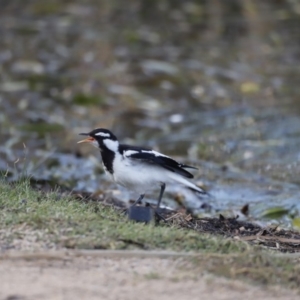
11,60 -> 45,75
141,60 -> 179,75
0,81 -> 28,92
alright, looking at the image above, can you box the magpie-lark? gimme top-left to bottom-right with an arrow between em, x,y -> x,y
77,128 -> 206,210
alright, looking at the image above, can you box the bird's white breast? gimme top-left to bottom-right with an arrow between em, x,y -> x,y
111,153 -> 167,193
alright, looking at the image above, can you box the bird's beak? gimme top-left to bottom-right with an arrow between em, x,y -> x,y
77,133 -> 95,144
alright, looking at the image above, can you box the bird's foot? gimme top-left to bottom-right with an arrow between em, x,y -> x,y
154,209 -> 166,223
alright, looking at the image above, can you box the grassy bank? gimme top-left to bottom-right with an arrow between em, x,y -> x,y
0,179 -> 299,290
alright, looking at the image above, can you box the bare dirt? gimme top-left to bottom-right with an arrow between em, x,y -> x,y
0,251 -> 298,300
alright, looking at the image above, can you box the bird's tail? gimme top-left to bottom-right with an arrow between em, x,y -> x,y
189,185 -> 207,195
168,173 -> 207,195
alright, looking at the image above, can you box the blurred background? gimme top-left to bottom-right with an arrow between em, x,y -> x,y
1,0 -> 300,226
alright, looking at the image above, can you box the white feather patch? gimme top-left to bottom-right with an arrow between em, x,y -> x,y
141,150 -> 169,158
95,132 -> 111,137
103,139 -> 119,152
124,150 -> 138,157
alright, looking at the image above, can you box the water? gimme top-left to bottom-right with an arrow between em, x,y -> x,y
1,0 -> 300,227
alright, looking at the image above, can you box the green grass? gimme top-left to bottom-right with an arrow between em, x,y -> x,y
1,179 -> 300,290
0,179 -> 243,252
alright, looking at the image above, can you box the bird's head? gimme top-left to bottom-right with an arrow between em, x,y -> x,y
77,128 -> 119,151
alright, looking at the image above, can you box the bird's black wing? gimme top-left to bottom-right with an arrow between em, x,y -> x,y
120,144 -> 197,179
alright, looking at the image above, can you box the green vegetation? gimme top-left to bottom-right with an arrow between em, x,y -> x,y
21,123 -> 65,137
32,1 -> 65,15
73,93 -> 105,106
0,179 -> 299,290
0,179 -> 243,252
261,206 -> 290,219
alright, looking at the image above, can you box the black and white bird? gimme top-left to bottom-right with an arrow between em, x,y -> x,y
77,128 -> 206,210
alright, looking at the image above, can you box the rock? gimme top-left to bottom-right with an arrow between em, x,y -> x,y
11,60 -> 45,75
141,60 -> 179,76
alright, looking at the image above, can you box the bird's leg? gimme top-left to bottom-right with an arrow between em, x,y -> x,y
131,193 -> 145,206
153,183 -> 166,223
156,183 -> 166,210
